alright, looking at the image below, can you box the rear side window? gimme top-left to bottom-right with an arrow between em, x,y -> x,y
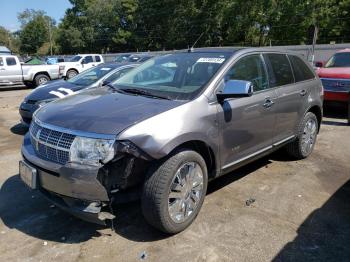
6,57 -> 17,66
264,54 -> 294,87
84,56 -> 93,63
289,55 -> 315,82
95,56 -> 101,62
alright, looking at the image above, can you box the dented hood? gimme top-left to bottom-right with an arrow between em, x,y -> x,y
35,87 -> 184,135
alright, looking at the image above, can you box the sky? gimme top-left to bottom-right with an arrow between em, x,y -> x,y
1,0 -> 72,31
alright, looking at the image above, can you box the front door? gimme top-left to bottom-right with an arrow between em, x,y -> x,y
217,54 -> 277,170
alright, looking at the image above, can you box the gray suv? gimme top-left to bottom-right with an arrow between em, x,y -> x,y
19,48 -> 323,234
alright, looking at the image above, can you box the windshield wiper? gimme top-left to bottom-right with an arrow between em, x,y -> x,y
104,83 -> 129,94
121,88 -> 171,100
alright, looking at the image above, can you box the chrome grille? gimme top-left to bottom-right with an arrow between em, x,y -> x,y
29,121 -> 75,164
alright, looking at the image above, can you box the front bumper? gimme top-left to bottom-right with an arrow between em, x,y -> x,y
21,133 -> 111,224
19,102 -> 39,125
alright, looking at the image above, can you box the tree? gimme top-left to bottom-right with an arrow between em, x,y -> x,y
17,9 -> 56,55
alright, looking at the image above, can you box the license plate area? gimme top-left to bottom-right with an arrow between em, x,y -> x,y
19,160 -> 38,189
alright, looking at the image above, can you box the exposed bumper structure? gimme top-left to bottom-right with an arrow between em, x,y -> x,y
21,132 -> 149,225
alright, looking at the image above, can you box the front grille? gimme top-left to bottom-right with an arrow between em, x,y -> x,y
30,121 -> 76,164
321,78 -> 350,92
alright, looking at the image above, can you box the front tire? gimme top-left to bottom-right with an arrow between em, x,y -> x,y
66,69 -> 78,79
286,112 -> 318,159
141,149 -> 208,234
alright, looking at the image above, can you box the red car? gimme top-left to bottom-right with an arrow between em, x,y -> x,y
316,49 -> 350,123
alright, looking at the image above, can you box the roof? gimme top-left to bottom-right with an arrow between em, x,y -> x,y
0,46 -> 11,54
336,48 -> 350,53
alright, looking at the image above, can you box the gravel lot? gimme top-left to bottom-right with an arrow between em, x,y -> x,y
0,88 -> 349,262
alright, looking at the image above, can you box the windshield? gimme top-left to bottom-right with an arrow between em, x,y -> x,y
115,55 -> 130,62
113,52 -> 230,100
325,53 -> 350,68
69,55 -> 82,62
67,65 -> 115,86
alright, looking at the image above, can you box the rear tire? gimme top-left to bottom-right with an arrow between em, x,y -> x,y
286,112 -> 318,159
34,74 -> 50,87
66,69 -> 78,79
141,149 -> 208,234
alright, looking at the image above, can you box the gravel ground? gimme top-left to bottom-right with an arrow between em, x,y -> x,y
0,88 -> 349,262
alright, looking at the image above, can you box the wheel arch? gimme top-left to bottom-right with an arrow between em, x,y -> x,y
307,105 -> 322,133
166,140 -> 217,179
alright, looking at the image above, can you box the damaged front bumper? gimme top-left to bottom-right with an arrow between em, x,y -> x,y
21,133 -> 148,225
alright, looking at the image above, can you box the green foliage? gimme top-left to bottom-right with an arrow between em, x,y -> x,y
17,9 -> 56,55
12,0 -> 350,54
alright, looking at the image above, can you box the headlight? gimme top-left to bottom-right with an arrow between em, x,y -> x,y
35,98 -> 56,107
70,137 -> 115,166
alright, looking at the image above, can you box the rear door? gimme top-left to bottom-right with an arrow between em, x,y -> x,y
217,53 -> 277,170
264,53 -> 312,143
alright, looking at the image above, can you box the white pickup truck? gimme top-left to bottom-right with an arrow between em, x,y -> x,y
0,55 -> 63,87
59,54 -> 104,79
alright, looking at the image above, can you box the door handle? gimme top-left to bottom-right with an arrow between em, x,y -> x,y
263,98 -> 275,108
300,89 -> 307,96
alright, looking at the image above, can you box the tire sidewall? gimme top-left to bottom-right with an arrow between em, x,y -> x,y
67,70 -> 77,79
35,75 -> 49,86
145,150 -> 208,233
298,112 -> 318,158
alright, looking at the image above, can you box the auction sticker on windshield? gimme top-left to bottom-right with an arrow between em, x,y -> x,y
197,58 -> 225,63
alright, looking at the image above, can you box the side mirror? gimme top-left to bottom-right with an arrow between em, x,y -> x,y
81,59 -> 87,65
217,80 -> 253,103
315,61 -> 324,68
101,80 -> 111,87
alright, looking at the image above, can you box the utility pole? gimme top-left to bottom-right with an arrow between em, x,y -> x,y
311,2 -> 318,64
48,19 -> 53,56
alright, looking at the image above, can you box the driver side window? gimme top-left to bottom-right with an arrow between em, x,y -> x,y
225,54 -> 269,92
83,56 -> 93,64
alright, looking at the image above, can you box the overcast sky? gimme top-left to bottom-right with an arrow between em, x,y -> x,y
1,0 -> 72,31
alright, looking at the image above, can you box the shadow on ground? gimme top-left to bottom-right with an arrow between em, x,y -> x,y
273,179 -> 350,262
0,156 -> 273,244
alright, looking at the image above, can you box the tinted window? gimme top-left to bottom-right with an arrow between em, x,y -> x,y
6,57 -> 17,66
95,56 -> 101,62
225,54 -> 269,92
325,52 -> 350,68
84,56 -> 93,63
264,54 -> 294,87
289,55 -> 315,82
104,67 -> 133,82
69,55 -> 82,62
0,58 -> 3,66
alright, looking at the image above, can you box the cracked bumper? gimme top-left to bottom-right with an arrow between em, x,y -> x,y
21,133 -> 111,224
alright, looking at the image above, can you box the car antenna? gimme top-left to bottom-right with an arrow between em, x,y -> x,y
188,32 -> 205,52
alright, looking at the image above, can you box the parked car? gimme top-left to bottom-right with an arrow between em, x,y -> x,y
19,63 -> 138,125
114,53 -> 132,63
59,54 -> 104,79
316,49 -> 350,105
127,54 -> 154,63
45,57 -> 65,65
19,47 -> 323,234
0,55 -> 63,87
